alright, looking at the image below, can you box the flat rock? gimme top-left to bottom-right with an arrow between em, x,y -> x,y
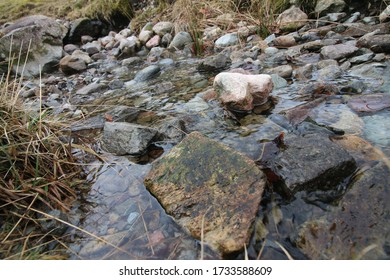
273,34 -> 297,47
75,82 -> 107,95
348,94 -> 390,112
213,72 -> 273,112
197,53 -> 231,73
320,43 -> 359,60
341,22 -> 390,38
258,134 -> 356,196
215,33 -> 239,48
144,132 -> 266,256
102,122 -> 158,156
357,33 -> 390,53
134,65 -> 161,82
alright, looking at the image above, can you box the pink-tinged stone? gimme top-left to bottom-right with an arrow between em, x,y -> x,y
146,35 -> 161,49
213,72 -> 273,111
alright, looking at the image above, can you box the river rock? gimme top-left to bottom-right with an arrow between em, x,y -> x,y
154,118 -> 187,143
81,41 -> 101,55
315,0 -> 346,16
118,36 -> 139,57
270,74 -> 288,89
341,22 -> 390,38
320,43 -> 359,60
59,55 -> 87,75
349,62 -> 386,79
295,161 -> 389,259
258,134 -> 356,196
317,65 -> 343,80
215,33 -> 239,48
266,65 -> 293,79
203,26 -> 223,41
0,15 -> 66,76
276,6 -> 308,32
71,49 -> 93,64
64,44 -> 79,54
309,103 -> 364,134
146,35 -> 161,49
75,82 -> 107,95
349,52 -> 375,64
273,34 -> 297,47
168,31 -> 193,50
134,65 -> 161,82
357,33 -> 390,53
379,5 -> 390,23
197,53 -> 231,73
81,35 -> 93,44
213,72 -> 273,112
144,132 -> 266,256
348,94 -> 390,113
102,122 -> 158,156
317,59 -> 338,69
294,64 -> 314,80
161,33 -> 173,47
139,30 -> 154,44
152,21 -> 173,36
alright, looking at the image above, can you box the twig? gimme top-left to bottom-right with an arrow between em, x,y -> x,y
275,241 -> 294,260
138,201 -> 154,256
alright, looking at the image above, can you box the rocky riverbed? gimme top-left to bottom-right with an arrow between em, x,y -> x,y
1,1 -> 390,259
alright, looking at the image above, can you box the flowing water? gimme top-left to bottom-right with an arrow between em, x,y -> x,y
66,56 -> 390,260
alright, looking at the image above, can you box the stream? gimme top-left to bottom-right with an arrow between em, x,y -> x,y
62,53 -> 390,260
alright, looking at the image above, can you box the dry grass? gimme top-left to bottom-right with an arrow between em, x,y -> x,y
0,50 -> 86,259
0,0 -> 133,25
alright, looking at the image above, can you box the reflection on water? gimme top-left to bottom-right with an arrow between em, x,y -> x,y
68,156 -> 218,260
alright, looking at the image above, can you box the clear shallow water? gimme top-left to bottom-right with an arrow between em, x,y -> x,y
66,57 -> 390,260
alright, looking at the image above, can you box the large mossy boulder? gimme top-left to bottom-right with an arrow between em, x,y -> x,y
144,132 -> 267,256
0,15 -> 67,77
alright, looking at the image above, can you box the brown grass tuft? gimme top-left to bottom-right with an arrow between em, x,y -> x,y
0,48 -> 85,259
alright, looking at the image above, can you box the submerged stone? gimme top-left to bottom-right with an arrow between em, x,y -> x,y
258,134 -> 356,196
144,132 -> 266,256
348,94 -> 390,113
295,161 -> 390,259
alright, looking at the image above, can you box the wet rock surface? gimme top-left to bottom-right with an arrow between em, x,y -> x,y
102,122 -> 158,156
144,132 -> 266,256
258,134 -> 357,196
295,161 -> 390,259
3,4 -> 390,260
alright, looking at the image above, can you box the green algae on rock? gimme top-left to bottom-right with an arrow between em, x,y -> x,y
144,131 -> 267,256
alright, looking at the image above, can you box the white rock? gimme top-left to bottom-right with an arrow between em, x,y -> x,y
213,72 -> 273,111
